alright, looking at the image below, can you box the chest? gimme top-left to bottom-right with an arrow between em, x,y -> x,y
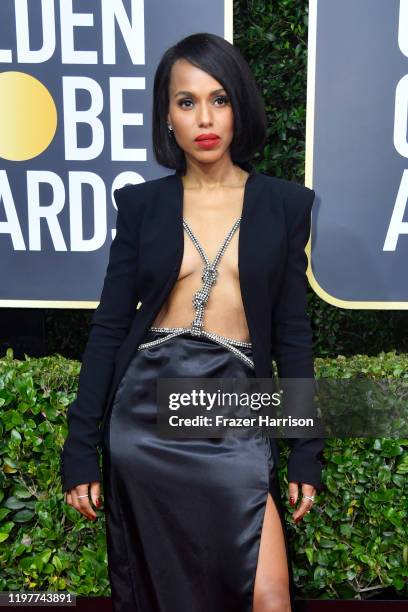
136,179 -> 287,300
179,219 -> 241,282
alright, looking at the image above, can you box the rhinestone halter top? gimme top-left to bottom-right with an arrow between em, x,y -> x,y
137,218 -> 255,370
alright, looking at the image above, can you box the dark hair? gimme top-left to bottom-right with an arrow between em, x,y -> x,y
152,32 -> 267,174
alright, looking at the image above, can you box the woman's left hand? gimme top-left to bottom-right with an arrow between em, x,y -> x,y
288,482 -> 316,523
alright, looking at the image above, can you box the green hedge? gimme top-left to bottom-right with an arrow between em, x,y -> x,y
0,349 -> 407,598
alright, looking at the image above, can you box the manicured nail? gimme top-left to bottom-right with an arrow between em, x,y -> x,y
96,499 -> 100,507
289,497 -> 295,506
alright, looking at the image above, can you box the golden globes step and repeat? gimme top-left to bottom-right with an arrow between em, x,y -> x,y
307,0 -> 408,308
0,0 -> 228,307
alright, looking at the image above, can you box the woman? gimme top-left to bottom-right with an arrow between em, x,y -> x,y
61,33 -> 325,612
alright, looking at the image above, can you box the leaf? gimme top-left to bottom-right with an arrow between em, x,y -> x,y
13,509 -> 35,522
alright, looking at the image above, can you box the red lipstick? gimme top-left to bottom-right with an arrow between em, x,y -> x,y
195,133 -> 221,149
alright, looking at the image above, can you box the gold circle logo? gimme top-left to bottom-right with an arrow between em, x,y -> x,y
0,71 -> 57,161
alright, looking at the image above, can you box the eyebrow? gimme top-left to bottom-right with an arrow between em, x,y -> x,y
174,88 -> 226,97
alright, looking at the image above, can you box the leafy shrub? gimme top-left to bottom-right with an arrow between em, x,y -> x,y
0,348 -> 406,599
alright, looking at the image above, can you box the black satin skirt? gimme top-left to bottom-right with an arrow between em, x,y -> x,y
101,329 -> 296,612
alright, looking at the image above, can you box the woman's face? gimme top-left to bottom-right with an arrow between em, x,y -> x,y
167,58 -> 234,166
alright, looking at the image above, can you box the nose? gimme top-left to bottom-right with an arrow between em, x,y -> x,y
197,102 -> 213,127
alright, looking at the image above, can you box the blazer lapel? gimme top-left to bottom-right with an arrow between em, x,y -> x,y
237,165 -> 275,375
136,173 -> 183,300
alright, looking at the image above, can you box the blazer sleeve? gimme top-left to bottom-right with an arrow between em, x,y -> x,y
60,185 -> 142,493
271,183 -> 326,492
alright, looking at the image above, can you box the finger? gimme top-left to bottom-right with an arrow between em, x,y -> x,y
293,496 -> 314,521
301,483 -> 317,498
288,481 -> 299,507
72,486 -> 97,520
89,481 -> 102,509
293,483 -> 316,521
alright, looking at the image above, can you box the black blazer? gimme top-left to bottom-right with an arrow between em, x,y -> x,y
60,161 -> 325,493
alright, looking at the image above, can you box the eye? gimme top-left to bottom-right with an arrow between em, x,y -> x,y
177,95 -> 230,109
177,98 -> 193,108
214,95 -> 230,106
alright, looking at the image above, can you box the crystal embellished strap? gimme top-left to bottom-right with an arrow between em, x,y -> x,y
183,218 -> 241,336
183,218 -> 241,270
148,325 -> 251,347
137,326 -> 255,370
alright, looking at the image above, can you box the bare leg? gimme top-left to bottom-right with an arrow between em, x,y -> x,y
252,492 -> 291,612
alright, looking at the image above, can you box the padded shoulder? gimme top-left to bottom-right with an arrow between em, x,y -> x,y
112,174 -> 170,221
260,174 -> 315,224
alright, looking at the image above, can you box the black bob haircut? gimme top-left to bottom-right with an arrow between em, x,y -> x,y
152,32 -> 267,174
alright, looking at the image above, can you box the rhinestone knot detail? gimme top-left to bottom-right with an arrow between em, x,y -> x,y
183,217 -> 240,336
137,216 -> 255,370
201,263 -> 218,286
191,263 -> 218,335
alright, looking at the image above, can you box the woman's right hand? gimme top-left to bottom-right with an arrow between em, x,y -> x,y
64,481 -> 101,521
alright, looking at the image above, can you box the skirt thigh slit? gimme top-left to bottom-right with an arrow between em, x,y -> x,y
249,437 -> 271,610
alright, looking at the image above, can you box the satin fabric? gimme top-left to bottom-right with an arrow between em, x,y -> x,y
101,330 -> 296,612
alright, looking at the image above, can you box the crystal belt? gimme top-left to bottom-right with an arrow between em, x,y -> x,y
137,325 -> 255,370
